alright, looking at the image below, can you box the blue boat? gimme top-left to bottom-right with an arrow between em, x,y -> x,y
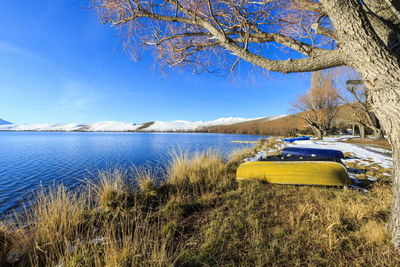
282,147 -> 345,159
282,136 -> 311,143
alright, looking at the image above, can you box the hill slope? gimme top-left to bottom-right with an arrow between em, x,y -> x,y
0,117 -> 260,132
204,113 -> 307,135
140,117 -> 260,132
204,105 -> 355,136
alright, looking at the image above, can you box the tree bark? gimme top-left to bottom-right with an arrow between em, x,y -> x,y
390,143 -> 400,247
358,123 -> 366,139
311,126 -> 324,140
373,128 -> 385,140
367,86 -> 400,248
321,0 -> 400,249
317,130 -> 323,140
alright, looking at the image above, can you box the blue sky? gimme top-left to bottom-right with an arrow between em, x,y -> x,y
0,0 -> 311,124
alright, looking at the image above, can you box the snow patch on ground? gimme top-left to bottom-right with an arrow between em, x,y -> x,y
291,138 -> 393,169
245,151 -> 267,162
244,136 -> 392,169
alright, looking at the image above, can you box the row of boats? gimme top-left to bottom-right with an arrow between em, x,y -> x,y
236,146 -> 353,186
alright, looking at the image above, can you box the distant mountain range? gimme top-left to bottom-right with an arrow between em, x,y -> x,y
0,116 -> 287,132
0,118 -> 12,125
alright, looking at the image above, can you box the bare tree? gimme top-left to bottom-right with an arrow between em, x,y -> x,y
292,71 -> 338,139
344,85 -> 384,139
335,68 -> 385,139
93,0 -> 400,249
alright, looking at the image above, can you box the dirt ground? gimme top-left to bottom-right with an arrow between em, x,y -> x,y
344,137 -> 392,150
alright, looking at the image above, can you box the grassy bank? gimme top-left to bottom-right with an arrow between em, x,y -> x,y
1,139 -> 399,266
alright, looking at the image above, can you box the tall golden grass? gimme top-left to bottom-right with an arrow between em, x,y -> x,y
0,142 -> 399,266
166,149 -> 234,197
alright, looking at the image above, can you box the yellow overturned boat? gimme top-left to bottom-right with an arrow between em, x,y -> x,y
236,156 -> 351,186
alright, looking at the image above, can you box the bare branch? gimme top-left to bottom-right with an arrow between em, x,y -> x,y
94,0 -> 346,73
311,23 -> 338,40
225,48 -> 345,73
234,32 -> 329,56
230,58 -> 240,72
293,0 -> 326,15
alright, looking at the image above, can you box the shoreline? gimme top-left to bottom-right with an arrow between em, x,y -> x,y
0,137 -> 396,265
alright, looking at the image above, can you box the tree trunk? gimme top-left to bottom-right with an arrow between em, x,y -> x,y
312,127 -> 324,140
368,87 -> 400,249
321,0 -> 400,250
317,130 -> 323,140
390,142 -> 400,248
373,128 -> 385,140
358,124 -> 366,139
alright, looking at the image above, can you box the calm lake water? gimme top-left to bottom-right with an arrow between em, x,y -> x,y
0,132 -> 265,215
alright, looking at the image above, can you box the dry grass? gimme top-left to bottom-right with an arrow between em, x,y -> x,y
166,149 -> 235,197
0,185 -> 89,266
1,142 -> 399,266
228,148 -> 253,164
183,181 -> 398,266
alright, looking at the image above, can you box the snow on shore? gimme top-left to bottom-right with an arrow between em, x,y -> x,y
290,136 -> 393,169
247,135 -> 392,169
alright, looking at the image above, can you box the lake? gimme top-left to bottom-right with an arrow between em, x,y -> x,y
0,132 -> 265,215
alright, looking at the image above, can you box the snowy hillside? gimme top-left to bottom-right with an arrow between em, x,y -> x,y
262,114 -> 289,121
82,121 -> 143,132
0,122 -> 143,132
0,116 -> 278,132
142,117 -> 260,132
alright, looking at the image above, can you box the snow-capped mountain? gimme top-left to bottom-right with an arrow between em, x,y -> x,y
0,121 -> 142,132
0,116 -> 285,132
142,117 -> 261,132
